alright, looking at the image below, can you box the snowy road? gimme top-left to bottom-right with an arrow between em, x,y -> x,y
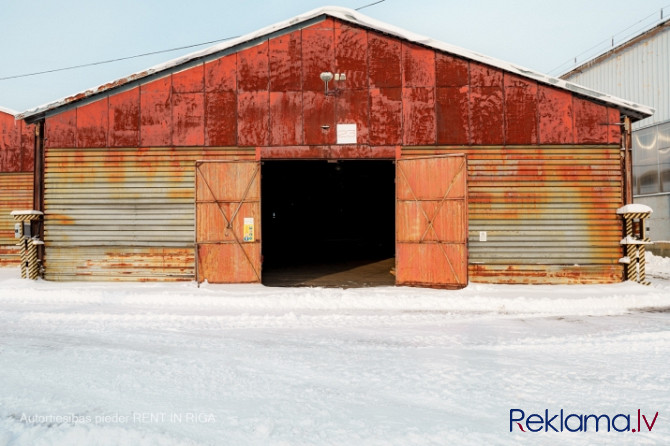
1,255 -> 669,445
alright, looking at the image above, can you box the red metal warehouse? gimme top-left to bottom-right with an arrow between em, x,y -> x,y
17,6 -> 653,287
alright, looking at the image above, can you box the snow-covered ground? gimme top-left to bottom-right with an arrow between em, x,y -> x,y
1,255 -> 669,446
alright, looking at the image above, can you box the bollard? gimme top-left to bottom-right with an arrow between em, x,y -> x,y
10,210 -> 44,280
617,205 -> 653,285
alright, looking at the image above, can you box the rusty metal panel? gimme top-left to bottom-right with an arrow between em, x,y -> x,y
396,154 -> 468,288
504,74 -> 538,145
302,20 -> 335,91
45,109 -> 76,148
173,92 -> 205,146
140,76 -> 172,147
335,24 -> 368,89
436,86 -> 470,145
607,108 -> 621,144
109,87 -> 140,147
336,88 -> 369,144
237,41 -> 269,92
402,42 -> 435,87
435,53 -> 468,87
270,92 -> 303,146
44,247 -> 194,281
42,146 -> 254,281
1,112 -> 21,172
403,145 -> 625,284
205,91 -> 237,146
238,91 -> 269,147
76,98 -> 108,148
574,97 -> 609,144
470,67 -> 504,145
303,91 -> 336,145
173,64 -> 204,93
20,120 -> 35,172
470,63 -> 503,87
538,85 -> 574,144
269,30 -> 302,91
368,33 -> 401,88
205,54 -> 237,92
0,173 -> 32,265
470,86 -> 504,145
195,160 -> 261,283
369,87 -> 402,146
402,87 -> 436,146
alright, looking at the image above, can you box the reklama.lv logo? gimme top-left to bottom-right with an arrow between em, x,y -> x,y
510,409 -> 659,433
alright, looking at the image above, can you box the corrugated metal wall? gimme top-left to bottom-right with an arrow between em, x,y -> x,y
43,147 -> 253,280
563,24 -> 670,129
0,173 -> 33,265
403,145 -> 624,284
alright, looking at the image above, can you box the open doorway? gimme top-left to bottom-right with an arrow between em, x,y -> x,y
261,160 -> 395,287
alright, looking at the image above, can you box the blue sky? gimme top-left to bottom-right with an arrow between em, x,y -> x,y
1,0 -> 668,112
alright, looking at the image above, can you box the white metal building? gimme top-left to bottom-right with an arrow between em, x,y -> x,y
561,18 -> 670,241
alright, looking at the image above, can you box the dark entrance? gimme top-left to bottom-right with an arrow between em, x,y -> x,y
261,160 -> 395,287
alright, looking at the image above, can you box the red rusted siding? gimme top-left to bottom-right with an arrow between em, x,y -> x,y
370,88 -> 402,145
436,86 -> 470,145
205,91 -> 237,146
335,24 -> 368,88
270,31 -> 302,91
607,107 -> 621,144
205,55 -> 237,146
1,112 -> 35,172
109,88 -> 140,147
302,19 -> 335,91
20,120 -> 35,172
140,76 -> 172,147
574,97 -> 608,144
1,113 -> 20,171
538,85 -> 574,144
46,18 -> 617,154
77,98 -> 108,148
270,92 -> 303,146
436,53 -> 470,145
504,74 -> 538,145
172,65 -> 205,147
46,109 -> 76,148
470,63 -> 504,145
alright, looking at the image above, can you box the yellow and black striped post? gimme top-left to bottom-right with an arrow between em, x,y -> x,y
617,207 -> 653,285
10,210 -> 44,280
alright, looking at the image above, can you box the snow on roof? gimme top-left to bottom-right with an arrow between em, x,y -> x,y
0,106 -> 18,116
16,6 -> 654,122
616,204 -> 653,215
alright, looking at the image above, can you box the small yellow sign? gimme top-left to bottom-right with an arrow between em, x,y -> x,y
243,218 -> 254,242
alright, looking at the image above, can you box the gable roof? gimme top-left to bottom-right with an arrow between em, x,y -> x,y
0,106 -> 17,116
17,6 -> 654,122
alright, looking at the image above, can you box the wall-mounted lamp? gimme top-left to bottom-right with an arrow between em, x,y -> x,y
320,71 -> 334,94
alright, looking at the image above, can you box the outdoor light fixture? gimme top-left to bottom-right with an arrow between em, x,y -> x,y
320,71 -> 334,94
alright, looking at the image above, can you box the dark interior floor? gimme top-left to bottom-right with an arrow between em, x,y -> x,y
261,160 -> 395,288
262,257 -> 396,288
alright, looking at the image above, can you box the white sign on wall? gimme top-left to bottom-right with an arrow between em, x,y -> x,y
336,124 -> 357,144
